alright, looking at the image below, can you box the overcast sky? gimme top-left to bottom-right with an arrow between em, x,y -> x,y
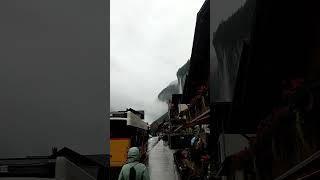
110,0 -> 205,123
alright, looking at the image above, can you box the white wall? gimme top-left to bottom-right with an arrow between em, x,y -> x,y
218,134 -> 252,163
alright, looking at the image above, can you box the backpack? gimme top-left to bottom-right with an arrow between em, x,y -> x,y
129,163 -> 143,180
129,165 -> 136,180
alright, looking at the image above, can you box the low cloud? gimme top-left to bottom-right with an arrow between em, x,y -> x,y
111,0 -> 205,123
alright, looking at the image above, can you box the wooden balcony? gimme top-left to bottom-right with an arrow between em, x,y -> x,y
173,95 -> 210,133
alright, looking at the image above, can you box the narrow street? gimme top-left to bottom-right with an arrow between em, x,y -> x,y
147,137 -> 180,180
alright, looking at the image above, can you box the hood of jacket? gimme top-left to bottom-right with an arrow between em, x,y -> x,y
127,147 -> 140,163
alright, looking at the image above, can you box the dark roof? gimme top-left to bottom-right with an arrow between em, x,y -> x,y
110,108 -> 144,119
231,0 -> 320,128
150,112 -> 169,133
0,157 -> 55,178
171,94 -> 182,105
0,147 -> 110,180
54,147 -> 109,180
182,0 -> 209,103
52,147 -> 109,168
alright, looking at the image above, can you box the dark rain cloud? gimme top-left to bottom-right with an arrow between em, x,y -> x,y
0,0 -> 108,157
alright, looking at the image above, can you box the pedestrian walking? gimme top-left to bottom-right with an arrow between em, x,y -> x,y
118,147 -> 150,180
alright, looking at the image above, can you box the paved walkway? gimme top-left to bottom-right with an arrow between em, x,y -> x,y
148,138 -> 180,180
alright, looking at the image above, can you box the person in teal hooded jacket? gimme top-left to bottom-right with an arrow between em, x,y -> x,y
118,147 -> 150,180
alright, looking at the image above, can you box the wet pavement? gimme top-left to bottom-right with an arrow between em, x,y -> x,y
147,137 -> 180,180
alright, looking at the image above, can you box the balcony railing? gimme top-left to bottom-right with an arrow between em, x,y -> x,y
172,95 -> 210,133
187,95 -> 209,122
274,150 -> 320,180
